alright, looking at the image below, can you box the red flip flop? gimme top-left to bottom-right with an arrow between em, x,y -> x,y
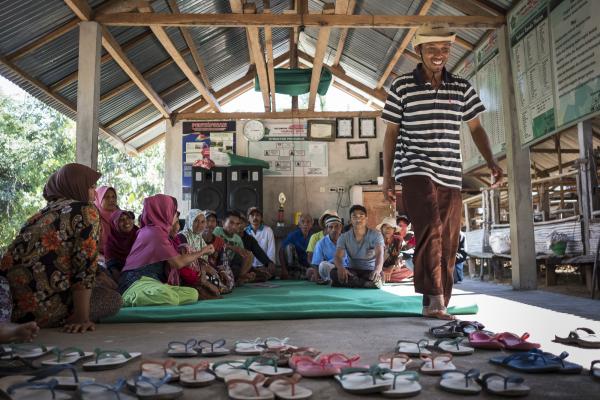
290,355 -> 339,377
494,332 -> 540,351
468,331 -> 504,350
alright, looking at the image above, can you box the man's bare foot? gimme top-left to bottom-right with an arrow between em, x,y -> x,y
0,321 -> 40,343
422,309 -> 456,320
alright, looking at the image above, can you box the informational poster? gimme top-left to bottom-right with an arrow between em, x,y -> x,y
550,0 -> 600,126
181,121 -> 236,199
475,32 -> 506,158
454,53 -> 482,171
263,121 -> 307,137
508,0 -> 556,144
248,138 -> 328,177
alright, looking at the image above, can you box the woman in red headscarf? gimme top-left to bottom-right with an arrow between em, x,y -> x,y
94,186 -> 119,255
104,210 -> 138,282
0,163 -> 122,333
118,194 -> 213,294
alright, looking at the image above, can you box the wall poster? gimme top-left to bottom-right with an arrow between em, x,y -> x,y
248,136 -> 328,177
181,121 -> 236,200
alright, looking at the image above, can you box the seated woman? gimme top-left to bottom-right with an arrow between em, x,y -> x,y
118,195 -> 210,295
0,163 -> 122,333
378,217 -> 413,283
95,186 -> 119,256
176,209 -> 222,299
104,210 -> 138,282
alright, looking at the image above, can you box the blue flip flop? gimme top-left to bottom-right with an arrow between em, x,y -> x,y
489,351 -> 561,373
526,349 -> 582,374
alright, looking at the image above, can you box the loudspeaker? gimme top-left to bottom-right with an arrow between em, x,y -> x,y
191,166 -> 227,219
227,166 -> 262,215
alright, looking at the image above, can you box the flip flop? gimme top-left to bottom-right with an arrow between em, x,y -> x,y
131,374 -> 183,400
262,337 -> 291,350
321,353 -> 366,369
526,349 -> 582,374
439,369 -> 481,395
555,328 -> 600,349
261,347 -> 320,367
335,365 -> 392,394
431,338 -> 474,355
79,378 -> 136,400
42,347 -> 93,366
140,359 -> 179,382
82,349 -> 141,371
26,364 -> 94,390
1,344 -> 54,359
178,361 -> 216,387
495,332 -> 540,351
396,339 -> 431,357
166,339 -> 198,357
381,371 -> 421,398
489,351 -> 561,373
591,360 -> 600,381
469,331 -> 504,350
248,356 -> 294,377
234,338 -> 264,355
264,373 -> 312,400
4,377 -> 71,400
429,321 -> 464,338
458,321 -> 486,335
0,356 -> 40,377
419,353 -> 456,375
226,373 -> 274,400
377,353 -> 411,372
479,372 -> 530,397
196,338 -> 230,357
212,359 -> 258,380
289,355 -> 339,377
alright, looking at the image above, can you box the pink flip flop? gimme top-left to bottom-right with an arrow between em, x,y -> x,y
468,331 -> 504,350
321,353 -> 366,370
290,355 -> 339,377
494,332 -> 540,351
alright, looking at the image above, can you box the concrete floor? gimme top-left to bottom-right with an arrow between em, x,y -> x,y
18,279 -> 600,399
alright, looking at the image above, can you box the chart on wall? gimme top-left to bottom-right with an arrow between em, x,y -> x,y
181,121 -> 236,199
508,0 -> 556,145
248,138 -> 328,177
454,32 -> 506,172
550,0 -> 600,127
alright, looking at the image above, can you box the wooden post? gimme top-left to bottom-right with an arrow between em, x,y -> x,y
497,25 -> 537,290
577,120 -> 596,254
555,135 -> 564,210
75,21 -> 101,169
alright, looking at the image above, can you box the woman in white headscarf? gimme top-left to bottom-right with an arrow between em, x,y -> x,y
177,209 -> 208,255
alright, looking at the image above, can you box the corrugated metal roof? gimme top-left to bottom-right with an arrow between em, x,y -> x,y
0,0 -> 517,152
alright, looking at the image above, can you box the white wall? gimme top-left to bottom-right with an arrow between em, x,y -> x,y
164,118 -> 387,224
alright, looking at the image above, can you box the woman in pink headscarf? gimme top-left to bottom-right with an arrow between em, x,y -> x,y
94,186 -> 119,255
118,194 -> 212,293
105,210 -> 138,282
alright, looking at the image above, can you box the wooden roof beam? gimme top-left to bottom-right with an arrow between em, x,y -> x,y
376,0 -> 433,90
244,3 -> 271,112
176,110 -> 382,122
95,13 -> 506,29
230,0 -> 254,64
308,3 -> 335,111
332,0 -> 356,67
442,0 -> 496,17
138,4 -> 221,112
167,0 -> 211,90
264,1 -> 276,111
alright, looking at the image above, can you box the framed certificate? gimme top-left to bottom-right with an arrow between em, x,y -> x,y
336,117 -> 353,138
347,141 -> 369,159
359,117 -> 376,138
307,120 -> 336,141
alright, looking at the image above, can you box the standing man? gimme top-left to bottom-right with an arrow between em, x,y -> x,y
381,25 -> 503,319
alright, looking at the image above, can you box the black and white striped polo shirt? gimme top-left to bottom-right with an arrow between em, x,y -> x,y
381,65 -> 485,189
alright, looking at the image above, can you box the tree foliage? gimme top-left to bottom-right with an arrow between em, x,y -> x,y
0,93 -> 164,251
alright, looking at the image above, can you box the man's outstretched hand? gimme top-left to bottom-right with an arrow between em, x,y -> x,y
488,161 -> 504,188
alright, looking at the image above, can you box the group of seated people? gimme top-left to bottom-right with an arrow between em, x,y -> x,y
0,163 -> 416,337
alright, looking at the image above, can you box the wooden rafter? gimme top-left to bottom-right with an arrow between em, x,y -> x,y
470,0 -> 504,16
264,1 -> 276,111
64,0 -> 171,118
442,0 -> 496,17
138,4 -> 221,112
167,0 -> 211,90
95,13 -> 506,29
176,110 -> 381,122
308,3 -> 335,111
51,30 -> 153,92
298,50 -> 386,102
243,3 -> 270,112
455,36 -> 475,51
376,0 -> 433,90
332,0 -> 356,67
230,0 -> 254,64
0,55 -> 136,153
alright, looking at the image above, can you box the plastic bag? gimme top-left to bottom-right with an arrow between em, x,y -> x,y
489,232 -> 511,254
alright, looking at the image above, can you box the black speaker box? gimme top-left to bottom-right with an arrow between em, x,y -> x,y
227,166 -> 263,215
191,166 -> 227,219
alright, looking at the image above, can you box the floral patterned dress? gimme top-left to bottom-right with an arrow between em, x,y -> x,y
0,199 -> 99,327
